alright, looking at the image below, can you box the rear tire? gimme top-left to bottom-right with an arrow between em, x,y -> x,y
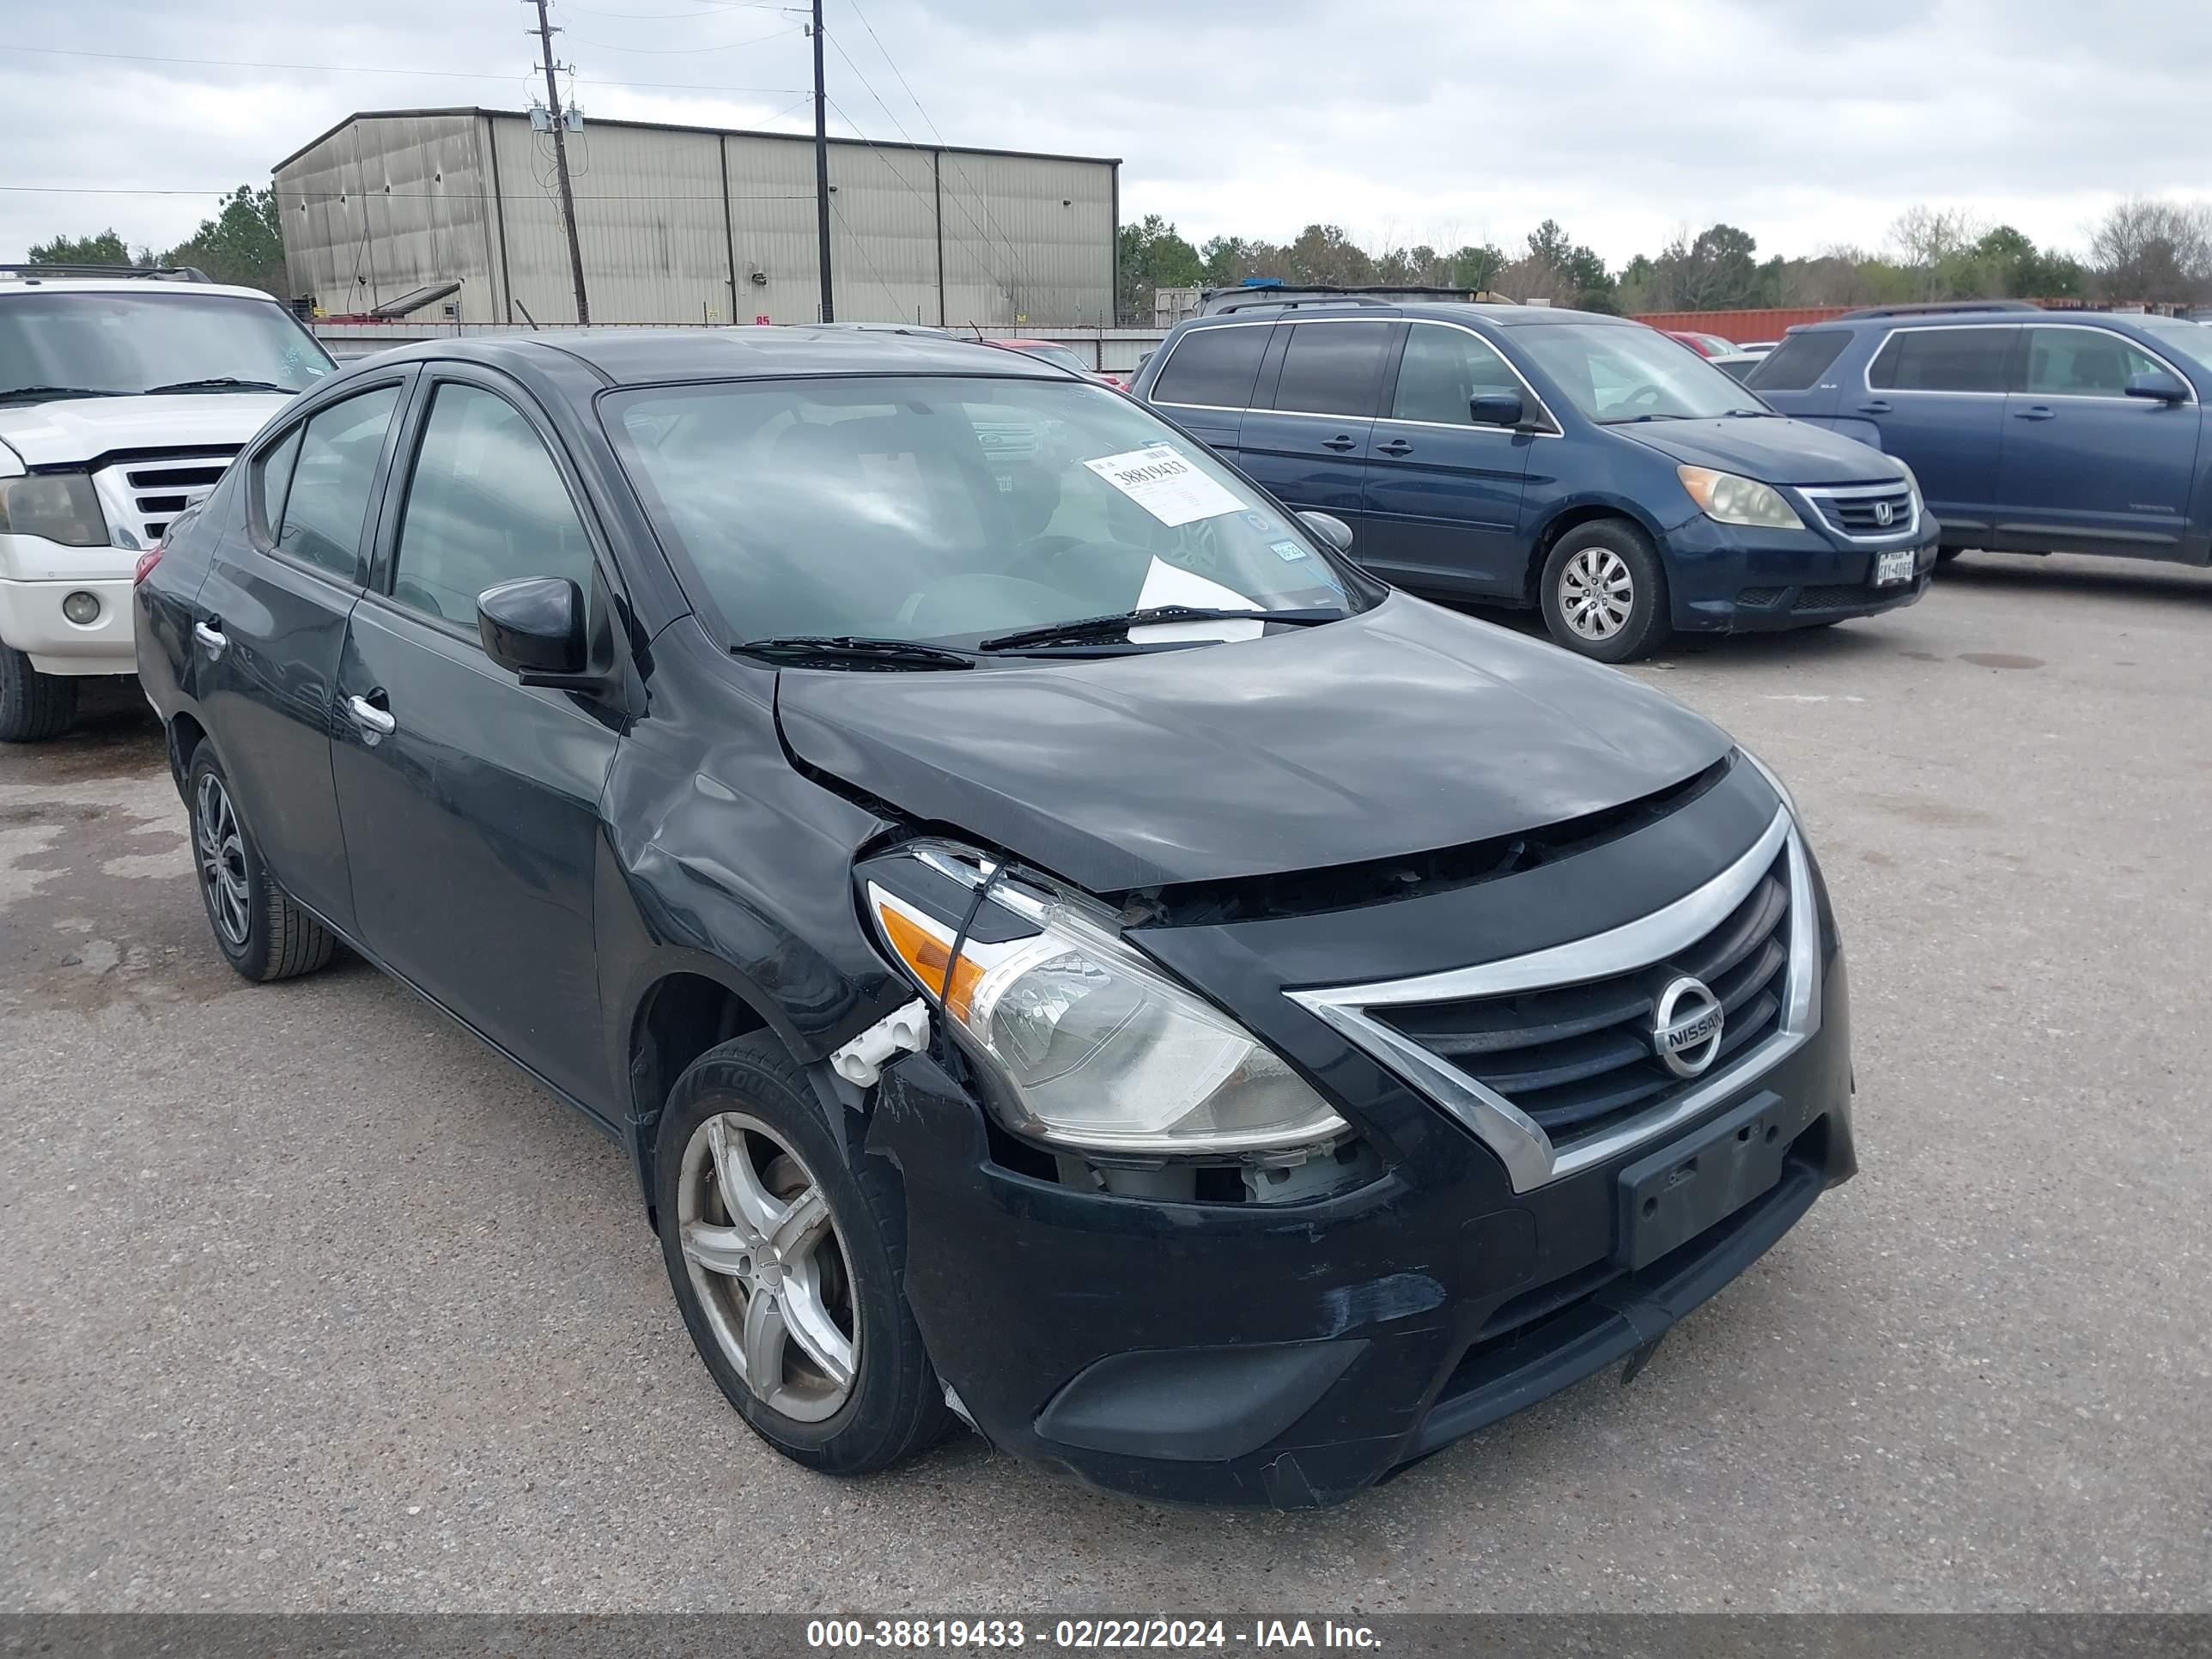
0,645 -> 79,743
184,746 -> 337,982
655,1033 -> 954,1476
1539,520 -> 1672,662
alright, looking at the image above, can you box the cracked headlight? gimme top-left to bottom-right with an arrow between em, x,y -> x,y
1678,465 -> 1803,532
866,860 -> 1346,1155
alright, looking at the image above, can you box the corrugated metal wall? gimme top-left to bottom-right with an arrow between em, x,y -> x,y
275,111 -> 1116,328
277,112 -> 504,323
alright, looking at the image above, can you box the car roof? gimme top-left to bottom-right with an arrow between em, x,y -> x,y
1177,301 -> 1634,331
1808,307 -> 2179,337
0,274 -> 288,304
376,325 -> 1075,386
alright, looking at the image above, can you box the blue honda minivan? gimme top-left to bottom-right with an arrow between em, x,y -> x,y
1131,300 -> 1938,660
1746,302 -> 2212,571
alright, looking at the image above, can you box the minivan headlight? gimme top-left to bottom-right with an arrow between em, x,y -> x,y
864,860 -> 1347,1156
1678,465 -> 1803,532
0,471 -> 109,547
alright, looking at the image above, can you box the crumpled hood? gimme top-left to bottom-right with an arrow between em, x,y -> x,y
0,392 -> 293,469
775,593 -> 1733,893
1620,415 -> 1903,485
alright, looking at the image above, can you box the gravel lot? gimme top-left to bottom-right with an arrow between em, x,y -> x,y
4,552 -> 2209,1613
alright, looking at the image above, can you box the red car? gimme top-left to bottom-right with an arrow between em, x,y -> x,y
1663,329 -> 1739,358
975,337 -> 1127,389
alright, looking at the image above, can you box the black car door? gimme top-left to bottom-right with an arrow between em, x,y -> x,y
329,367 -> 623,1108
189,374 -> 411,936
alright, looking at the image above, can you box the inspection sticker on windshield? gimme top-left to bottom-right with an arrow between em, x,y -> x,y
1082,444 -> 1243,526
1269,539 -> 1310,562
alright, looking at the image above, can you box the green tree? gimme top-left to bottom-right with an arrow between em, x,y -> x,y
161,186 -> 287,294
1282,223 -> 1376,287
1115,214 -> 1203,323
1502,220 -> 1615,311
1448,242 -> 1505,291
24,228 -> 138,266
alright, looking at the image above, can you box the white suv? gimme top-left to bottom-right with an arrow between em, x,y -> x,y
0,266 -> 336,740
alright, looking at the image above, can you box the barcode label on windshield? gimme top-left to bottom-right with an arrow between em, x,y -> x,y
1082,444 -> 1244,526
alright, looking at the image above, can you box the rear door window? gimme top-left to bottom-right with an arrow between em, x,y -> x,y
1269,321 -> 1395,417
1867,327 -> 2017,393
2022,328 -> 2166,398
1150,325 -> 1270,409
1747,330 -> 1849,392
275,384 -> 403,580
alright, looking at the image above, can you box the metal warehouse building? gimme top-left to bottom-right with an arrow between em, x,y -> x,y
272,108 -> 1119,328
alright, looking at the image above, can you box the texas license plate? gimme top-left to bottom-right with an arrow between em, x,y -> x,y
1875,549 -> 1916,586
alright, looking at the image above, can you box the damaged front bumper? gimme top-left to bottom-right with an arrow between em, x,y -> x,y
866,951 -> 1856,1509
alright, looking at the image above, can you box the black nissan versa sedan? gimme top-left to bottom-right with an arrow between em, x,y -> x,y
135,327 -> 1855,1509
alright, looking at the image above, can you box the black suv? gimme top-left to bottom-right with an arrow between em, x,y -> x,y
135,328 -> 1856,1508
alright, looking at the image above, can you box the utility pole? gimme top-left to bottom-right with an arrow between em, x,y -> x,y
811,0 -> 833,322
527,0 -> 592,325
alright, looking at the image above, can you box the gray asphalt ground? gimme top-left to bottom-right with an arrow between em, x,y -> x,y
4,551 -> 2209,1613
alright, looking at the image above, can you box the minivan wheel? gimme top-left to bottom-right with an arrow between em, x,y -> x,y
1936,547 -> 1965,565
655,1033 -> 952,1474
0,646 -> 79,743
1540,521 -> 1671,662
183,748 -> 337,981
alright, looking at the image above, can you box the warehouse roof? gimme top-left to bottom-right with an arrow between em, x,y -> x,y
272,107 -> 1121,176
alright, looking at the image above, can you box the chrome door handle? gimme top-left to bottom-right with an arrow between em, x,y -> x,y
192,621 -> 228,659
2014,405 -> 2057,421
345,695 -> 397,738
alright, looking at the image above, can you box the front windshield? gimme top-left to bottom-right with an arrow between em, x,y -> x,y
0,291 -> 336,401
1013,343 -> 1092,375
2131,319 -> 2212,380
1514,323 -> 1765,422
605,375 -> 1362,647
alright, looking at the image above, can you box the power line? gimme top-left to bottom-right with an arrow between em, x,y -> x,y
820,52 -> 1032,307
842,0 -> 1038,300
0,44 -> 804,96
567,23 -> 802,52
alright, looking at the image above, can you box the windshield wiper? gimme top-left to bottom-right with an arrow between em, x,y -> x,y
1725,407 -> 1778,417
0,385 -> 124,404
977,605 -> 1341,653
142,377 -> 295,395
1598,412 -> 1692,424
737,635 -> 975,671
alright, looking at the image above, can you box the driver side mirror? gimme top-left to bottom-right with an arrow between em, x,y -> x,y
2125,368 -> 2189,403
1296,509 -> 1354,553
1469,392 -> 1525,428
478,576 -> 587,683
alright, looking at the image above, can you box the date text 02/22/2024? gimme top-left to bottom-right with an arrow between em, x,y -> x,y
804,1618 -> 1384,1649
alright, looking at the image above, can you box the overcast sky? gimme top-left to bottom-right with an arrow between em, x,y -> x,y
8,0 -> 2211,271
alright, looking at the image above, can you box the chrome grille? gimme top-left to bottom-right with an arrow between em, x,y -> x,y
1369,851 -> 1790,1146
1290,808 -> 1820,1194
95,451 -> 237,544
1803,482 -> 1917,540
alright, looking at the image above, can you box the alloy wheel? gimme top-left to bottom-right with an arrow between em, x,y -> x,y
1559,545 -> 1635,641
193,772 -> 252,947
677,1111 -> 859,1423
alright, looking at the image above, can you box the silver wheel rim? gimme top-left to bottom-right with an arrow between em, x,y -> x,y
1559,545 -> 1635,641
193,772 -> 252,947
678,1112 -> 858,1423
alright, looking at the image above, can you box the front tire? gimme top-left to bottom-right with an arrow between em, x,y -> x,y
1936,547 -> 1966,566
0,645 -> 79,743
1539,520 -> 1672,662
184,746 -> 337,981
655,1033 -> 952,1475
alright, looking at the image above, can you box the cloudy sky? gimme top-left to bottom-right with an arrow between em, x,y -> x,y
7,0 -> 2211,270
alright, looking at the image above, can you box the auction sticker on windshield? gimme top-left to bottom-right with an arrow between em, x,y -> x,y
1083,444 -> 1243,526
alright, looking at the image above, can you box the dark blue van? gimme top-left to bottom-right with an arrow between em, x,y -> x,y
1746,303 -> 2212,568
1130,300 -> 1938,660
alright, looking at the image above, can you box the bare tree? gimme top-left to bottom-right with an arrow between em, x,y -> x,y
2088,198 -> 2212,301
1887,206 -> 1983,299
